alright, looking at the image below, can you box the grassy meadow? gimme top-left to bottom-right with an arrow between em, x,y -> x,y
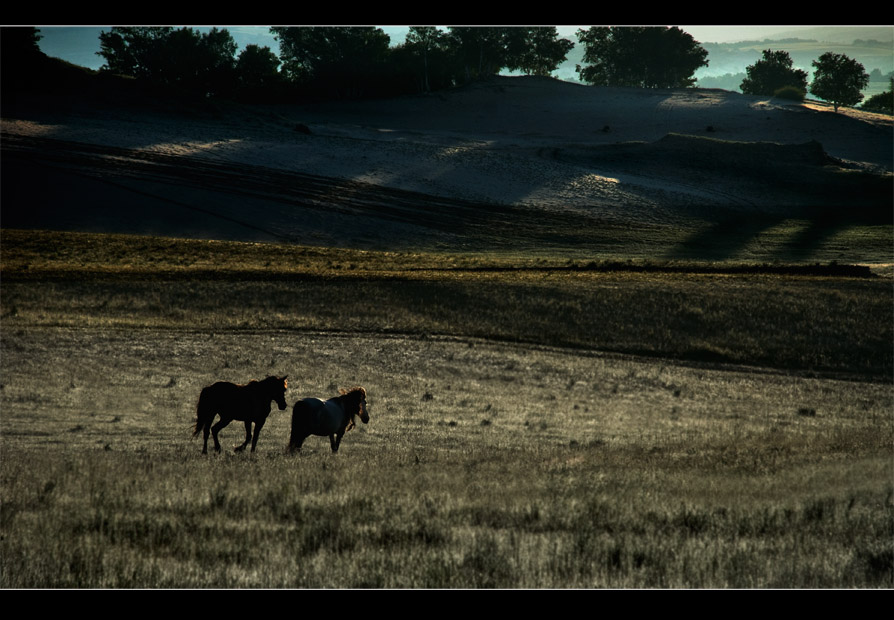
1,229 -> 892,588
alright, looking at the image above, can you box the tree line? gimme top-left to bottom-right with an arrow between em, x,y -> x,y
87,26 -> 719,101
89,26 -> 701,99
91,26 -> 579,102
4,26 -> 888,114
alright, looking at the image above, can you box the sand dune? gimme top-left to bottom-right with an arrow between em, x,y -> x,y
2,75 -> 891,252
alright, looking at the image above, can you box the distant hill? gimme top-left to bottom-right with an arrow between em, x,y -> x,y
768,26 -> 893,45
695,36 -> 893,78
538,29 -> 893,94
689,31 -> 893,99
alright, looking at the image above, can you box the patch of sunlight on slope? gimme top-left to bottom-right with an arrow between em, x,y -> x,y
551,171 -> 660,208
143,138 -> 245,158
438,141 -> 493,153
3,120 -> 63,136
565,172 -> 621,189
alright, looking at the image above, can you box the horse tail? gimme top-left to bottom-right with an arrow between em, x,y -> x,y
193,387 -> 213,437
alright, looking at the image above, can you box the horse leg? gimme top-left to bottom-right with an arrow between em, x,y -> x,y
288,431 -> 308,453
211,418 -> 230,454
288,435 -> 305,454
195,396 -> 214,454
250,419 -> 265,453
330,432 -> 344,453
234,420 -> 252,452
202,421 -> 211,454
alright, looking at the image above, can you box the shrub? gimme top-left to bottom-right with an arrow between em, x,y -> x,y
774,85 -> 806,102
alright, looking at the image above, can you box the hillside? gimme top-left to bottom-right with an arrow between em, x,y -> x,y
2,72 -> 892,262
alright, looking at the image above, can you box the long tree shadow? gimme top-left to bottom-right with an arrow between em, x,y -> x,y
665,214 -> 785,262
667,206 -> 892,263
774,208 -> 892,262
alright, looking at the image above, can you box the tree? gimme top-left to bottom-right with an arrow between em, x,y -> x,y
197,27 -> 238,95
233,44 -> 283,100
575,27 -> 708,88
446,27 -> 509,82
97,27 -> 173,81
1,26 -> 45,72
96,27 -> 237,96
236,44 -> 281,89
1,27 -> 48,93
405,26 -> 450,92
809,52 -> 869,112
740,50 -> 808,97
503,27 -> 574,77
1,26 -> 42,57
271,26 -> 391,98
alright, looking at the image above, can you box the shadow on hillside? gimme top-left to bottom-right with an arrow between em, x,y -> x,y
666,208 -> 892,263
665,215 -> 783,262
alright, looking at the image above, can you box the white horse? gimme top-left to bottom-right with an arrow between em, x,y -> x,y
288,387 -> 369,453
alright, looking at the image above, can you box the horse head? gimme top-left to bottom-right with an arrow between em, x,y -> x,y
358,388 -> 369,424
342,386 -> 369,427
272,375 -> 288,410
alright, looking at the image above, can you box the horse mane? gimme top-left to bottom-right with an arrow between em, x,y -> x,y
339,386 -> 366,397
338,387 -> 366,432
245,376 -> 288,389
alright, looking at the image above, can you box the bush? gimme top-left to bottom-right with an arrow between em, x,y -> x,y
774,85 -> 806,102
862,86 -> 893,115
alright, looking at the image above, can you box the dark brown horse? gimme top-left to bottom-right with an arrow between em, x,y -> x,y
289,386 -> 369,453
193,376 -> 288,454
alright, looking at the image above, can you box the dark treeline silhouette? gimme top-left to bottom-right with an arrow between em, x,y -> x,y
97,27 -> 261,100
1,26 -> 122,101
271,26 -> 394,100
7,26 -> 885,112
84,26 -> 578,103
0,26 -> 737,104
1,27 -> 50,91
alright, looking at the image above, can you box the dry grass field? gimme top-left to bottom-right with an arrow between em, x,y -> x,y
1,230 -> 891,588
2,68 -> 892,588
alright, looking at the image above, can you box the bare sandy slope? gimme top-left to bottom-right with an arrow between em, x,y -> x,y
2,76 -> 891,252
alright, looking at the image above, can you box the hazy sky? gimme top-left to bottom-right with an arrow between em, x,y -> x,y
681,26 -> 808,42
